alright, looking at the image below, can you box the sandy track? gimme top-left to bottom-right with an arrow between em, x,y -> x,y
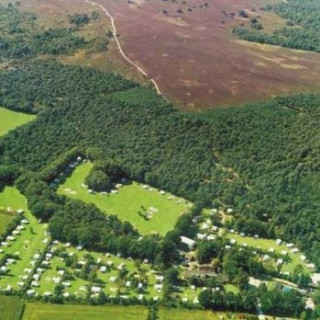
85,0 -> 162,95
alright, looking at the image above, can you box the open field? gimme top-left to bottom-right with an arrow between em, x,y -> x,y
159,308 -> 239,320
58,163 -> 190,235
0,295 -> 24,320
0,107 -> 35,137
23,304 -> 148,320
23,303 -> 253,320
12,0 -> 320,109
0,187 -> 47,291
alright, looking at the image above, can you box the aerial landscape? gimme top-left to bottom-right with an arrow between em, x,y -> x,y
0,0 -> 319,319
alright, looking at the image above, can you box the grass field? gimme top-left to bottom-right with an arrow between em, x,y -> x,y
0,295 -> 24,320
22,303 -> 244,320
23,304 -> 148,320
0,187 -> 47,291
0,212 -> 13,235
58,163 -> 190,235
159,309 -> 235,320
0,107 -> 35,137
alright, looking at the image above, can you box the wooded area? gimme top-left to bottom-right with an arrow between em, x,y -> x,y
0,60 -> 319,276
234,0 -> 320,52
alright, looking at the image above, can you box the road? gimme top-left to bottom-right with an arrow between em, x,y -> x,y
85,0 -> 162,96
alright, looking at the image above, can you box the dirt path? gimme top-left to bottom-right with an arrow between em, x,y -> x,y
85,0 -> 162,95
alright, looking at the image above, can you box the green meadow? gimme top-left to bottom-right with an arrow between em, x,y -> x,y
23,304 -> 148,320
0,107 -> 35,137
22,303 -> 246,320
58,163 -> 190,235
0,295 -> 24,320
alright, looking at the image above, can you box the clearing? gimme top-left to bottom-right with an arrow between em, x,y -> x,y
0,107 -> 35,137
58,162 -> 190,235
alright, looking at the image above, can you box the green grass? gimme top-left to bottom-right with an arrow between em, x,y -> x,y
0,295 -> 24,320
23,304 -> 148,320
158,308 -> 235,320
22,303 -> 251,320
0,212 -> 14,235
0,107 -> 35,137
0,187 -> 47,291
58,163 -> 190,235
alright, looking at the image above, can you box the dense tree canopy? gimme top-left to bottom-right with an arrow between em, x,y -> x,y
0,60 -> 320,272
234,0 -> 320,52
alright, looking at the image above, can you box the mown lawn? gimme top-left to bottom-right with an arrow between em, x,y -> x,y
0,212 -> 13,235
0,295 -> 24,320
58,163 -> 190,235
159,308 -> 234,320
0,107 -> 35,137
23,304 -> 148,320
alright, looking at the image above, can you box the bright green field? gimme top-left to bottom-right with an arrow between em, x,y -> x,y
58,163 -> 190,235
0,187 -> 47,291
0,212 -> 13,235
0,107 -> 35,137
22,304 -> 240,320
159,309 -> 234,320
0,295 -> 24,320
23,304 -> 148,320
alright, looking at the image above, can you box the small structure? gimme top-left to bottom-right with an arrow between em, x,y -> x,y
100,266 -> 107,273
27,289 -> 35,296
311,274 -> 320,286
91,286 -> 101,293
300,255 -> 307,262
180,236 -> 196,250
155,275 -> 164,282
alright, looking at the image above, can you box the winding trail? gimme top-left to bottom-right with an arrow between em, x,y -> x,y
85,0 -> 162,95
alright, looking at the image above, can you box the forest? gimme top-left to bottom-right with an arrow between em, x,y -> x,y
233,0 -> 320,52
0,60 -> 320,278
0,2 -> 319,317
